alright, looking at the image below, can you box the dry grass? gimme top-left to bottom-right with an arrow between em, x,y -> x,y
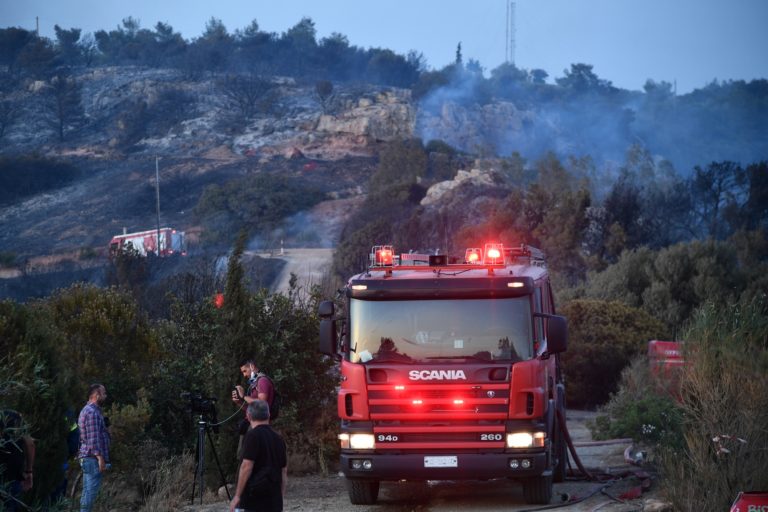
138,452 -> 196,512
661,298 -> 768,511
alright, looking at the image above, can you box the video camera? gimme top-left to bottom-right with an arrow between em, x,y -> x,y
181,391 -> 219,432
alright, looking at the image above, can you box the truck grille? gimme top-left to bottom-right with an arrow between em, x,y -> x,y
368,384 -> 509,418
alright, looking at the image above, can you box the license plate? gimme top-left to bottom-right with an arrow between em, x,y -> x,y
424,456 -> 457,468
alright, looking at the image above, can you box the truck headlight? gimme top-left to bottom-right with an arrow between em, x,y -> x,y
349,433 -> 375,450
506,431 -> 546,448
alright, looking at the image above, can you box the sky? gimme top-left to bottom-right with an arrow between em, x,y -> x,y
3,0 -> 767,93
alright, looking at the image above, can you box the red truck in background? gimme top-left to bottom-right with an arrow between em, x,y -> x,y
319,243 -> 569,505
108,228 -> 186,257
648,340 -> 685,398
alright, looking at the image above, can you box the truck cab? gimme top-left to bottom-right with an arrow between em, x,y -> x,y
319,244 -> 568,505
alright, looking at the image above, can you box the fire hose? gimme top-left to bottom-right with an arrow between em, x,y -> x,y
516,409 -> 650,511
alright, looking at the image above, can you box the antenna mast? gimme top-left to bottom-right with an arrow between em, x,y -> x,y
506,1 -> 516,65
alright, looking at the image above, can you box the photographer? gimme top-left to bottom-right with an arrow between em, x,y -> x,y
232,359 -> 275,411
232,359 -> 275,463
229,400 -> 287,512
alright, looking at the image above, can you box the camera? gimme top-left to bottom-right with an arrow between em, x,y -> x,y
181,391 -> 219,432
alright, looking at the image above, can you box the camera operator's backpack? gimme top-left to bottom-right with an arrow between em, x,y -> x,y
255,374 -> 282,421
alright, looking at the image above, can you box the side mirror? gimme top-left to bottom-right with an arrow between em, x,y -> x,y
318,300 -> 335,318
318,301 -> 338,356
547,315 -> 568,354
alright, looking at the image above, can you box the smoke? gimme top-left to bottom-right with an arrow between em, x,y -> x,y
415,74 -> 768,175
246,209 -> 337,253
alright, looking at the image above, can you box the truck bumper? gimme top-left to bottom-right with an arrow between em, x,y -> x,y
340,451 -> 549,481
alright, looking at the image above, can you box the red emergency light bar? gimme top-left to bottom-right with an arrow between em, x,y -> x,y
465,248 -> 483,264
368,244 -> 508,272
484,243 -> 504,264
371,245 -> 394,267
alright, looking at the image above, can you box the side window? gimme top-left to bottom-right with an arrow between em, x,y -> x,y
534,286 -> 544,341
543,282 -> 553,314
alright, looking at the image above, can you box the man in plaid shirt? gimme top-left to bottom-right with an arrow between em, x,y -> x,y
77,384 -> 110,512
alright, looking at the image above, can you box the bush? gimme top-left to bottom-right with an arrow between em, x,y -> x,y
590,358 -> 683,450
661,298 -> 768,511
560,299 -> 667,407
194,174 -> 325,246
0,300 -> 72,504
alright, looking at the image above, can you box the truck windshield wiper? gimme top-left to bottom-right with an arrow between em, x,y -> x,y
424,355 -> 491,362
371,353 -> 415,363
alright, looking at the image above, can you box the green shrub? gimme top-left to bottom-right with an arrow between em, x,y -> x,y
560,299 -> 667,407
44,284 -> 159,403
661,298 -> 768,512
0,300 -> 72,505
590,358 -> 683,450
194,174 -> 325,246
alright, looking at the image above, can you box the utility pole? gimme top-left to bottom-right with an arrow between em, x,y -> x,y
36,17 -> 39,37
155,156 -> 162,256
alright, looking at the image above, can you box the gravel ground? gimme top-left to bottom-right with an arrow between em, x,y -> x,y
181,410 -> 670,512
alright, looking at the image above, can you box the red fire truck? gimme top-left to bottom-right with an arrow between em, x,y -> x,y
319,243 -> 569,505
108,228 -> 186,257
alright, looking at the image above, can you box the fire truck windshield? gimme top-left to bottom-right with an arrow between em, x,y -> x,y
349,297 -> 533,363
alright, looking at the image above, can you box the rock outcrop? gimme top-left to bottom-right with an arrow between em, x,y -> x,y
420,168 -> 498,207
417,100 -> 535,155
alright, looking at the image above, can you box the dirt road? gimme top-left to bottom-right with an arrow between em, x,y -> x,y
255,248 -> 334,294
183,411 -> 666,512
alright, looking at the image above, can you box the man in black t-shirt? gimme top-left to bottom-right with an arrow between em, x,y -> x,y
230,400 -> 287,512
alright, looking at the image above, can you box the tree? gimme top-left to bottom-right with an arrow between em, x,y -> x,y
15,36 -> 57,78
0,301 -> 72,503
283,17 -> 318,76
368,138 -> 428,196
43,71 -> 85,141
54,25 -> 82,65
187,17 -> 234,73
530,69 -> 548,84
560,299 -> 666,407
742,161 -> 768,230
79,33 -> 97,66
315,79 -> 334,113
219,73 -> 273,120
152,22 -> 186,67
556,63 -> 613,93
0,27 -> 35,74
690,161 -> 745,239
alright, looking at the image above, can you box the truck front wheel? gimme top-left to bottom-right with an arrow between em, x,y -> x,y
522,474 -> 553,504
346,478 -> 380,505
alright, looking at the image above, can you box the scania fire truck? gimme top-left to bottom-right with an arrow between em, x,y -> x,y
108,227 -> 186,257
319,243 -> 569,505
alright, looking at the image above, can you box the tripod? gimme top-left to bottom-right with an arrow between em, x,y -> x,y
190,416 -> 231,505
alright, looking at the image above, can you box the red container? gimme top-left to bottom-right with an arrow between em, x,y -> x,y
730,491 -> 768,512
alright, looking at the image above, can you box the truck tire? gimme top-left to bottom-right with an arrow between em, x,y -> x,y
346,478 -> 380,505
522,474 -> 553,504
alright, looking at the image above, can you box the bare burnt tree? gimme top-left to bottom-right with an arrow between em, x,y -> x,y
314,79 -> 335,114
219,73 -> 273,120
43,71 -> 85,142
